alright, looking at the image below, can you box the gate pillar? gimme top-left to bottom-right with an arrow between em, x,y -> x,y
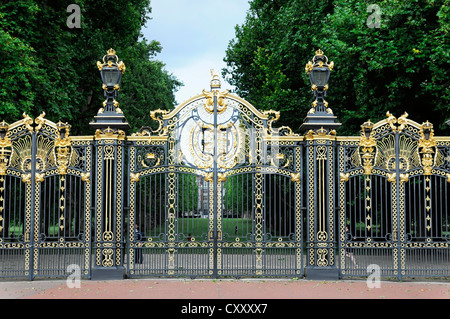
303,129 -> 339,280
301,50 -> 340,280
90,49 -> 129,280
90,128 -> 127,280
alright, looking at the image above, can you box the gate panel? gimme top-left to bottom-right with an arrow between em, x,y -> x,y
220,171 -> 264,277
127,120 -> 214,277
126,78 -> 304,278
338,113 -> 450,279
404,174 -> 450,276
0,175 -> 28,278
0,115 -> 93,279
338,117 -> 404,278
0,117 -> 33,279
32,119 -> 92,279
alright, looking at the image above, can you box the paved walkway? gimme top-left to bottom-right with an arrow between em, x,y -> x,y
0,278 -> 449,300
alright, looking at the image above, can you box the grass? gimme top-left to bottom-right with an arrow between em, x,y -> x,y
149,218 -> 256,240
8,225 -> 72,237
144,217 -> 290,242
8,225 -> 23,237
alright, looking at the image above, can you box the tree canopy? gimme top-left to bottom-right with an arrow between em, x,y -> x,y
0,0 -> 182,135
223,0 -> 450,135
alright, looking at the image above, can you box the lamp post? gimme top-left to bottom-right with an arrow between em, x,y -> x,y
90,49 -> 128,280
302,50 -> 340,280
300,49 -> 341,133
90,48 -> 130,131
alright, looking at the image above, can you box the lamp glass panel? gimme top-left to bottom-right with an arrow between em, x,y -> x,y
312,69 -> 329,87
103,68 -> 120,87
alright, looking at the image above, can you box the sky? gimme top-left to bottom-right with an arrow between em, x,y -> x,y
141,0 -> 251,104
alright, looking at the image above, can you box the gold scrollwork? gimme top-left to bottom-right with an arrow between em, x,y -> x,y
97,48 -> 126,75
22,113 -> 34,132
387,172 -> 396,183
81,172 -> 90,183
340,172 -> 349,183
386,111 -> 409,132
130,173 -> 140,183
202,89 -> 229,114
291,172 -> 300,183
217,173 -> 227,183
102,248 -> 114,267
317,248 -> 329,267
54,121 -> 72,175
149,109 -> 169,136
34,112 -> 46,132
418,120 -> 437,175
400,173 -> 409,183
94,127 -> 126,140
0,121 -> 12,176
204,172 -> 213,182
359,120 -> 377,175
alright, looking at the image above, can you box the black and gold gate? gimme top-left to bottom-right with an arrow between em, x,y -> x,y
337,112 -> 450,279
126,74 -> 304,278
1,49 -> 449,281
0,114 -> 92,280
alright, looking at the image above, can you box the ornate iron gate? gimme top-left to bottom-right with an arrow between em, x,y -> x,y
126,76 -> 304,278
1,50 -> 449,281
337,113 -> 450,279
0,114 -> 92,280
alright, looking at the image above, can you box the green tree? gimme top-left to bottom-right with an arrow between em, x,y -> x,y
0,0 -> 181,135
223,0 -> 450,135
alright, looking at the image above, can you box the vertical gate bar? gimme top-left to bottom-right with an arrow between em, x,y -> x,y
84,141 -> 92,278
212,90 -> 218,278
28,130 -> 37,280
127,145 -> 134,275
394,131 -> 402,280
338,142 -> 344,276
329,140 -> 335,268
295,145 -> 303,276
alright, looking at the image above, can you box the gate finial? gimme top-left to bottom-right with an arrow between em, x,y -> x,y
210,69 -> 221,89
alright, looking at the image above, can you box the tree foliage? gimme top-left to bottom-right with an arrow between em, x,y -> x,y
223,0 -> 450,135
0,0 -> 181,135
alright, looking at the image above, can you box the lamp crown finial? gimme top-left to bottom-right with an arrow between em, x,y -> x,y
210,69 -> 221,89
